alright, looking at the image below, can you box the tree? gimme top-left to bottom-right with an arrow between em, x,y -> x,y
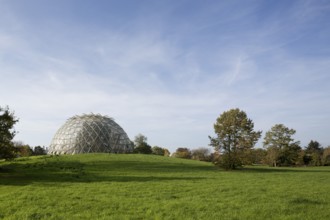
281,142 -> 301,166
0,106 -> 19,159
163,148 -> 171,157
152,146 -> 165,156
13,141 -> 33,157
17,145 -> 33,157
133,134 -> 152,154
263,124 -> 300,167
322,146 -> 330,166
151,146 -> 170,156
209,108 -> 261,170
250,148 -> 267,165
134,143 -> 152,154
134,133 -> 148,146
33,146 -> 47,155
191,147 -> 211,161
304,140 -> 323,166
306,140 -> 322,153
172,148 -> 191,159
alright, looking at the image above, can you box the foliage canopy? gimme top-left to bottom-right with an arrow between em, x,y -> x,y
209,108 -> 261,169
263,124 -> 300,167
133,133 -> 152,154
0,106 -> 19,159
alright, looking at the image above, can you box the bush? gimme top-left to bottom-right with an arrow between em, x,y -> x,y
191,147 -> 211,161
172,148 -> 191,159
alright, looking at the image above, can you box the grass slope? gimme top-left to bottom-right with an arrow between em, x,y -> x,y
0,154 -> 330,220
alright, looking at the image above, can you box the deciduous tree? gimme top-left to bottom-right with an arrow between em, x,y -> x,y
173,148 -> 191,159
133,134 -> 152,154
191,147 -> 211,161
163,148 -> 171,157
304,140 -> 323,166
322,146 -> 330,166
263,124 -> 300,167
152,146 -> 165,156
33,146 -> 47,155
0,106 -> 19,159
209,108 -> 261,169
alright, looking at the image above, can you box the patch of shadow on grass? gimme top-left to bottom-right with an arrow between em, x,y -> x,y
86,160 -> 215,173
240,166 -> 330,173
0,160 -> 207,186
85,175 -> 206,183
27,212 -> 53,220
0,166 -> 13,173
0,173 -> 206,186
290,197 -> 325,205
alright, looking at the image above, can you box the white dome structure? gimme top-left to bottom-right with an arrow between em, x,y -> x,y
49,114 -> 133,154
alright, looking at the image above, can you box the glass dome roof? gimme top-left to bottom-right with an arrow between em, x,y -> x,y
48,114 -> 133,154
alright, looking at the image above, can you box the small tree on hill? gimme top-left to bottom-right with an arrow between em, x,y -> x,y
0,106 -> 19,160
191,147 -> 211,161
152,146 -> 165,156
163,148 -> 171,157
151,146 -> 171,156
173,148 -> 191,159
33,146 -> 47,155
13,142 -> 33,157
133,134 -> 152,154
134,133 -> 147,146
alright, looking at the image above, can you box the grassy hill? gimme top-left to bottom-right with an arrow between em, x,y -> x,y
0,154 -> 330,219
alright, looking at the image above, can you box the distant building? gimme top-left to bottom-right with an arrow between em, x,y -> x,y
48,114 -> 133,154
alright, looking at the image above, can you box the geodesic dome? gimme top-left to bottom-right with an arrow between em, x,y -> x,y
48,114 -> 133,154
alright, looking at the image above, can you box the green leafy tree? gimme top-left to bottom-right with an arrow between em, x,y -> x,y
322,146 -> 330,166
163,148 -> 171,157
172,148 -> 191,159
134,133 -> 148,146
263,124 -> 300,167
304,140 -> 323,166
0,106 -> 19,159
209,108 -> 262,170
33,146 -> 47,155
306,140 -> 322,153
281,142 -> 301,166
13,141 -> 33,157
152,146 -> 165,156
191,147 -> 211,161
133,134 -> 152,154
17,145 -> 33,157
134,143 -> 152,154
250,148 -> 267,165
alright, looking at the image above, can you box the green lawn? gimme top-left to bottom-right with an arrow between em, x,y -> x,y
0,154 -> 329,220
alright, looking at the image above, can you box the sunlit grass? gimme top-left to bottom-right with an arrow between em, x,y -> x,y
1,154 -> 329,219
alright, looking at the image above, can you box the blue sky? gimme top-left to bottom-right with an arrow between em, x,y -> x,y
1,0 -> 330,152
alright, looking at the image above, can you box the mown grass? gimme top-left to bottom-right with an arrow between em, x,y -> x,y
0,154 -> 329,220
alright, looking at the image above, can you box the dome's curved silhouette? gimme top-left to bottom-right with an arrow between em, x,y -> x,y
49,114 -> 133,154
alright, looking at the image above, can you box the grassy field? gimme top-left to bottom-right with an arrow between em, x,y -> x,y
0,154 -> 329,220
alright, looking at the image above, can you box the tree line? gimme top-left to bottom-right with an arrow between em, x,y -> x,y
169,141 -> 330,167
0,106 -> 47,159
1,106 -> 329,169
208,108 -> 330,169
133,129 -> 330,169
155,108 -> 330,170
131,133 -> 171,156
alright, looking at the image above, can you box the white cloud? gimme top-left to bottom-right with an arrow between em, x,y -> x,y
1,0 -> 330,151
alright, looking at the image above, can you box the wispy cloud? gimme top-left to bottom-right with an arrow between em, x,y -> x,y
1,0 -> 330,150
